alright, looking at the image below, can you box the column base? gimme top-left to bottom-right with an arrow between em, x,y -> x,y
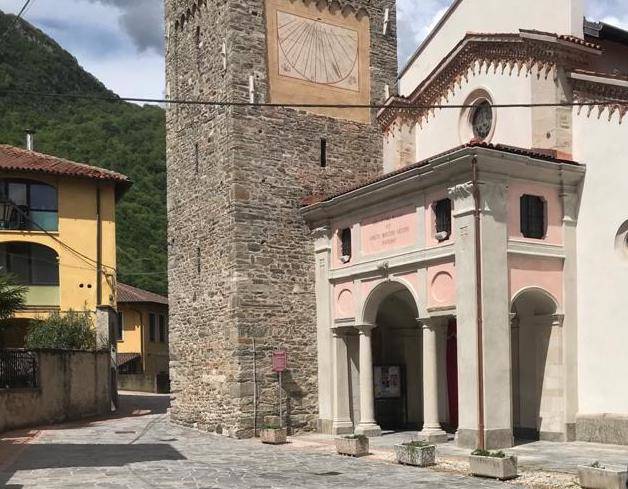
455,428 -> 514,449
417,429 -> 448,444
332,420 -> 354,435
355,423 -> 382,437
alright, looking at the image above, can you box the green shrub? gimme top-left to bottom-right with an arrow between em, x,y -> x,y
403,441 -> 431,448
26,310 -> 98,351
471,449 -> 507,458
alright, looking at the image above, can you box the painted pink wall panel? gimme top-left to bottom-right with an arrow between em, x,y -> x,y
425,188 -> 455,248
509,255 -> 563,306
427,262 -> 456,308
334,281 -> 355,320
361,207 -> 418,256
508,181 -> 563,245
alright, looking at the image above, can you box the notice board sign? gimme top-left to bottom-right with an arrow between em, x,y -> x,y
374,365 -> 401,399
272,351 -> 287,373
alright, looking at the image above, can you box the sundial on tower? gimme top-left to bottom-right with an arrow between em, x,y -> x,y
276,11 -> 360,92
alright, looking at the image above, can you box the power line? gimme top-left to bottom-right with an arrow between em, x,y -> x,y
0,89 -> 625,110
0,0 -> 36,42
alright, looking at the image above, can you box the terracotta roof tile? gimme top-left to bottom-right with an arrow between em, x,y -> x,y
303,143 -> 580,206
117,282 -> 168,306
0,144 -> 131,188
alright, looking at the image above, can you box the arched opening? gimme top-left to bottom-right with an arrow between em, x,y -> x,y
511,288 -> 562,441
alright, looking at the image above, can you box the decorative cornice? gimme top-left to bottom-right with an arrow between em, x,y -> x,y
570,73 -> 628,123
172,0 -> 372,30
378,32 -> 601,130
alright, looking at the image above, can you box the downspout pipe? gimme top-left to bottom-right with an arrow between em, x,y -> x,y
472,156 -> 486,450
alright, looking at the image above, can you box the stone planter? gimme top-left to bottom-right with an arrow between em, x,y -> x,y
578,464 -> 628,489
469,455 -> 518,481
260,428 -> 287,445
335,436 -> 369,457
394,443 -> 436,467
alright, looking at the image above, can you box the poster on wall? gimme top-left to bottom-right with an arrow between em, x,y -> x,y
374,366 -> 402,399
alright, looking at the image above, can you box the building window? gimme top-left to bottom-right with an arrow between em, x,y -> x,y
320,138 -> 327,168
471,100 -> 493,141
159,314 -> 167,343
0,179 -> 58,231
340,228 -> 351,263
116,312 -> 123,341
520,195 -> 546,239
149,313 -> 156,342
0,242 -> 59,285
434,198 -> 452,242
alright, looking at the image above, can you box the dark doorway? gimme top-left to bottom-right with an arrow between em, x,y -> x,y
446,319 -> 459,432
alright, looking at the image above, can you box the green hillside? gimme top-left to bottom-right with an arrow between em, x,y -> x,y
0,11 -> 167,295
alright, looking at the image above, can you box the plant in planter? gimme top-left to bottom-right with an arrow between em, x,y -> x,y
469,449 -> 518,481
259,424 -> 287,445
394,441 -> 436,467
577,461 -> 628,489
335,434 -> 369,457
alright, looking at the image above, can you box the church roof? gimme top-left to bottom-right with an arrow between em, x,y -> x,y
302,142 -> 581,207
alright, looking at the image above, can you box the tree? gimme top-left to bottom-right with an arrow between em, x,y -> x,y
26,310 -> 97,351
0,274 -> 27,321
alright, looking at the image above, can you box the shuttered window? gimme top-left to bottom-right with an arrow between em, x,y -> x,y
520,195 -> 545,239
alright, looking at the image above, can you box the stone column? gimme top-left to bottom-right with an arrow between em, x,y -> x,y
418,318 -> 448,443
332,328 -> 354,435
355,324 -> 382,436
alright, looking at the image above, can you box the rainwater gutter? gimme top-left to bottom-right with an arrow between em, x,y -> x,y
471,156 -> 485,450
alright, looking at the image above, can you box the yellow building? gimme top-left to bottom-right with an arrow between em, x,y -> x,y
0,144 -> 130,347
116,282 -> 169,393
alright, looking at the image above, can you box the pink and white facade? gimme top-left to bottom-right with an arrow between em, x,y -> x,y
302,0 -> 628,449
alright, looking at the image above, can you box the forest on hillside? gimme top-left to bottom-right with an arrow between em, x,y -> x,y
0,11 -> 167,295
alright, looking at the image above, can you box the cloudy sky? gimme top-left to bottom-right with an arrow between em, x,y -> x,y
1,0 -> 627,101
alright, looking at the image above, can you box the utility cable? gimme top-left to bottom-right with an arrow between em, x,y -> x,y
0,89 -> 625,110
0,0 -> 35,42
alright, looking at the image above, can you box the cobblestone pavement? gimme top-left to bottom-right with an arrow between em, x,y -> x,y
0,394 -> 511,489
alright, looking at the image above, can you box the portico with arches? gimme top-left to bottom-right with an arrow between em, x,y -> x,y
304,144 -> 584,449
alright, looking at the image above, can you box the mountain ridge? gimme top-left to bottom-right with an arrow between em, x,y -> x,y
0,10 -> 167,295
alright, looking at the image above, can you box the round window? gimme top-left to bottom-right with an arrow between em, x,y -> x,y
471,100 -> 493,140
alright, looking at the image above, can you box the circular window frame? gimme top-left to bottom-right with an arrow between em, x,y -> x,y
614,220 -> 628,261
459,89 -> 497,144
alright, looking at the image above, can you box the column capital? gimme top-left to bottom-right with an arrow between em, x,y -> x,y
355,323 -> 376,334
416,317 -> 444,330
551,314 -> 565,327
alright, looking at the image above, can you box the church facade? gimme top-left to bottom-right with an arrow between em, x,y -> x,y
166,0 -> 628,448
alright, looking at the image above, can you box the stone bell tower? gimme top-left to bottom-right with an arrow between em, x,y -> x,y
165,0 -> 397,437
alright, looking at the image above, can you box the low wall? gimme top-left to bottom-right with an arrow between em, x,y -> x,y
118,373 -> 170,394
576,414 -> 628,446
0,350 -> 111,433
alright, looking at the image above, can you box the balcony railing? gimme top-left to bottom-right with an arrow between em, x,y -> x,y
0,349 -> 39,389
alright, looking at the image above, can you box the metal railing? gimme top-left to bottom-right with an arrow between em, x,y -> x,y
0,349 -> 39,389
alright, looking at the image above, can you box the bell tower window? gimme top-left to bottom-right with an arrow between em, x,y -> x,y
340,228 -> 352,263
434,198 -> 452,242
520,195 -> 546,239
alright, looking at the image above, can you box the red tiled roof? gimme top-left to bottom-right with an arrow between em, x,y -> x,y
303,142 -> 580,206
117,352 -> 141,367
0,144 -> 131,188
117,282 -> 168,306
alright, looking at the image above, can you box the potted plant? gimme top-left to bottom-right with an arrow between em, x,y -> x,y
578,461 -> 628,489
469,449 -> 518,480
335,434 -> 369,457
394,441 -> 436,467
259,422 -> 287,445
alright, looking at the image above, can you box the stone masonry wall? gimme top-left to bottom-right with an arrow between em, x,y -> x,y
166,0 -> 398,437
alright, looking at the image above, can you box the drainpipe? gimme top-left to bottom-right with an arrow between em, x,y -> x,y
96,187 -> 103,307
472,156 -> 486,450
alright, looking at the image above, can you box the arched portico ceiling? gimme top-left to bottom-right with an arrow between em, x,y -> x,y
361,278 -> 421,325
378,31 -> 601,130
511,286 -> 559,317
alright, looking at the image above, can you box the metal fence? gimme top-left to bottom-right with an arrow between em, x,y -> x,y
0,349 -> 39,389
